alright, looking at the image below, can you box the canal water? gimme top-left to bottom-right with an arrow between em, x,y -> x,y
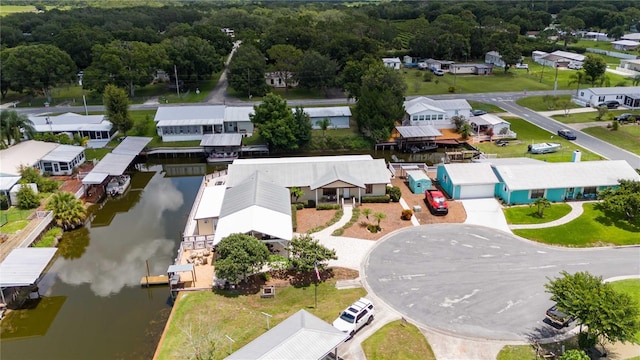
0,162 -> 203,360
0,147 -> 454,359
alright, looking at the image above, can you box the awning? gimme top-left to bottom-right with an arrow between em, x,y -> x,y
0,248 -> 57,287
113,136 -> 152,156
167,264 -> 194,273
81,172 -> 109,185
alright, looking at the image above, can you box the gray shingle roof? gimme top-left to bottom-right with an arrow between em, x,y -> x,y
226,309 -> 349,360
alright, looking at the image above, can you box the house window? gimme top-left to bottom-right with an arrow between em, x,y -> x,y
323,188 -> 336,196
412,115 -> 418,121
437,114 -> 444,120
419,115 -> 425,121
580,91 -> 584,97
60,163 -> 69,171
567,187 -> 574,193
616,95 -> 623,99
530,189 -> 545,199
583,186 -> 597,195
598,96 -> 605,102
43,162 -> 53,172
365,184 -> 373,194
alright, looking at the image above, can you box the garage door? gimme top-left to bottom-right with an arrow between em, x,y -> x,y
459,184 -> 494,199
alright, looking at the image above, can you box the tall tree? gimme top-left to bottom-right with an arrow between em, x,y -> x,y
16,184 -> 40,210
267,44 -> 303,93
568,71 -> 587,96
1,44 -> 76,102
53,25 -> 113,69
296,50 -> 338,96
215,233 -> 270,284
291,107 -> 312,147
161,36 -> 223,83
46,192 -> 87,231
103,85 -> 132,136
558,15 -> 585,49
250,93 -> 298,151
84,40 -> 167,97
598,180 -> 640,224
228,44 -> 268,98
0,110 -> 35,149
582,54 -> 608,87
288,234 -> 337,273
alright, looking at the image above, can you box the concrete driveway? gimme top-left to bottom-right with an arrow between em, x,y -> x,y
363,224 -> 640,341
462,198 -> 511,233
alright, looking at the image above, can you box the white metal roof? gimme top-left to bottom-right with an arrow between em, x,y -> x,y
113,136 -> 152,155
473,158 -> 543,166
622,33 -> 640,41
88,153 -> 135,176
29,113 -> 106,125
227,156 -> 390,188
0,140 -> 59,176
0,248 -> 58,287
224,106 -> 254,121
550,50 -> 585,62
200,134 -> 243,147
395,126 -> 442,138
156,118 -> 222,127
382,57 -> 401,63
406,170 -> 430,181
40,144 -> 84,163
0,176 -> 21,191
226,309 -> 349,360
310,166 -> 365,190
33,122 -> 113,133
469,114 -> 509,126
81,172 -> 109,185
404,96 -> 471,115
585,86 -> 640,95
495,160 -> 640,190
194,185 -> 226,220
304,106 -> 352,118
154,105 -> 226,122
442,163 -> 500,185
612,40 -> 640,46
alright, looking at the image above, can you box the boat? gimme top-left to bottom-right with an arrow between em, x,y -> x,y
207,152 -> 239,163
528,143 -> 561,154
105,175 -> 131,196
407,143 -> 438,153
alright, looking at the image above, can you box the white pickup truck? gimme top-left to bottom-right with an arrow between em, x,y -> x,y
332,298 -> 375,338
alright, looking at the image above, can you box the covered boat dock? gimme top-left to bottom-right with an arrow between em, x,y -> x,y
0,248 -> 58,306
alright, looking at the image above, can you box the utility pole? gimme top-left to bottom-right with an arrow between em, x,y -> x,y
247,69 -> 251,99
553,61 -> 559,97
174,65 -> 180,97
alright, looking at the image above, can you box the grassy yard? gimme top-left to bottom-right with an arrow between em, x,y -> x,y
550,109 -> 639,124
0,220 -> 29,234
467,100 -> 504,113
513,202 -> 640,247
473,117 -> 604,162
155,280 -> 366,359
582,125 -> 640,156
361,320 -> 436,360
516,95 -> 580,112
503,203 -> 572,224
608,279 -> 640,344
496,344 -> 537,360
84,148 -> 112,161
0,207 -> 35,224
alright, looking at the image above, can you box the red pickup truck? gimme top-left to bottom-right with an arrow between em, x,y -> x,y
425,189 -> 448,215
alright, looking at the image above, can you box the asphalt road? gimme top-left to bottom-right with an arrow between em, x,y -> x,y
363,224 -> 640,341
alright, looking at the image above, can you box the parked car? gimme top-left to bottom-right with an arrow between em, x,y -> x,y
614,113 -> 636,123
557,129 -> 577,140
495,139 -> 508,147
433,69 -> 445,76
470,109 -> 487,116
567,62 -> 583,70
514,63 -> 529,69
333,298 -> 375,338
545,305 -> 573,327
425,189 -> 449,215
598,100 -> 620,109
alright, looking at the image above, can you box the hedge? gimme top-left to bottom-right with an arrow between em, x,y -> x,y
362,195 -> 391,203
317,204 -> 341,210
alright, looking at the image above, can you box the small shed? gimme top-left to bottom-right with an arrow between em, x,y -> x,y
406,170 -> 432,194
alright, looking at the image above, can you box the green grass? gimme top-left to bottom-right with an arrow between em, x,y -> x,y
608,279 -> 640,344
0,220 -> 29,234
503,203 -> 572,224
496,344 -> 537,360
467,100 -> 504,113
147,139 -> 201,148
0,5 -> 37,15
84,148 -> 112,161
473,117 -> 604,162
34,227 -> 63,247
582,125 -> 640,156
0,207 -> 35,223
156,279 -> 366,359
513,203 -> 640,247
362,320 -> 436,360
516,95 -> 580,112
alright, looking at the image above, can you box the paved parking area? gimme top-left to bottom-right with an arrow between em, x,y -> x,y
363,224 -> 640,341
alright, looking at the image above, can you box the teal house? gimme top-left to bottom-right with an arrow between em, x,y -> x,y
436,163 -> 499,199
493,160 -> 640,205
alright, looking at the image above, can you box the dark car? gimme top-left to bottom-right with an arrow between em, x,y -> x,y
470,109 -> 487,116
545,305 -> 573,327
614,113 -> 636,123
557,129 -> 577,140
598,100 -> 620,109
495,139 -> 508,147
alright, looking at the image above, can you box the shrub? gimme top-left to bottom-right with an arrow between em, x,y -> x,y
294,203 -> 305,210
260,272 -> 271,282
317,204 -> 341,210
17,185 -> 39,209
332,207 -> 360,236
401,209 -> 413,220
448,86 -> 457,93
305,199 -> 316,208
611,120 -> 619,131
367,224 -> 381,233
387,186 -> 401,202
0,195 -> 8,210
362,195 -> 391,203
422,72 -> 433,82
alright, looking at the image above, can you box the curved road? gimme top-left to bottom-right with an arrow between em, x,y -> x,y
364,224 -> 640,341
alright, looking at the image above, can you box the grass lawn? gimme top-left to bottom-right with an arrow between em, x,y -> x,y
503,203 -> 572,224
467,100 -> 504,113
0,220 -> 29,234
84,148 -> 112,161
361,320 -> 435,360
473,117 -> 604,162
582,125 -> 640,156
516,95 -> 580,112
513,203 -> 640,247
496,344 -> 537,360
608,279 -> 640,344
155,280 -> 366,359
0,207 -> 35,223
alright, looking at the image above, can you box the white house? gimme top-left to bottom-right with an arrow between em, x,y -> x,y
403,97 -> 472,129
154,105 -> 254,142
28,113 -> 116,148
382,57 -> 402,70
0,140 -> 85,177
573,86 -> 640,109
611,40 -> 640,51
221,28 -> 235,37
468,114 -> 515,139
534,50 -> 585,68
584,31 -> 609,41
485,51 -> 505,67
618,59 -> 640,74
621,33 -> 640,41
265,72 -> 298,88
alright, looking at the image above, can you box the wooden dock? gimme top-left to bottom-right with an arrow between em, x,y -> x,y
140,275 -> 169,287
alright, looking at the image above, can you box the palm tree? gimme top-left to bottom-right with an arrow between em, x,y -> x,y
290,187 -> 304,203
373,212 -> 387,229
0,110 -> 35,148
316,118 -> 331,138
530,197 -> 551,218
458,122 -> 473,140
361,208 -> 372,221
46,192 -> 87,230
568,71 -> 586,96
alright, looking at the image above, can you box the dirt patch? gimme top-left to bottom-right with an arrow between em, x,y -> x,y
391,177 -> 467,225
342,202 -> 410,240
295,207 -> 338,234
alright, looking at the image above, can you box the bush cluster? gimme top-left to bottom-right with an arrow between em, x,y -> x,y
386,186 -> 401,202
306,135 -> 372,151
401,209 -> 413,220
362,195 -> 391,203
317,203 -> 341,210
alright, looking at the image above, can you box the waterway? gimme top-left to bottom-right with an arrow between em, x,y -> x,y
0,161 -> 204,360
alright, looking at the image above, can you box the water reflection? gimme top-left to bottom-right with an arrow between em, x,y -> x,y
57,227 -> 90,260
